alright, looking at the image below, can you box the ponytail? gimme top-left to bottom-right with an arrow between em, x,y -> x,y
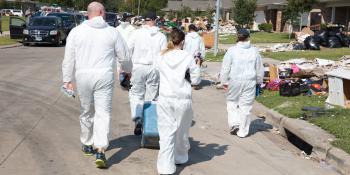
161,40 -> 175,55
161,29 -> 185,55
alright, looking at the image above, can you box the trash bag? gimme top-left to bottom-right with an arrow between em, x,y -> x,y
292,43 -> 305,50
315,30 -> 329,47
328,36 -> 342,48
304,36 -> 320,50
342,37 -> 350,47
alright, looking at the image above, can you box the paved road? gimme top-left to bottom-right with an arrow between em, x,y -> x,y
0,46 -> 339,175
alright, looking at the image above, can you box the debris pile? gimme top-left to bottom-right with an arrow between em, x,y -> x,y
218,21 -> 237,34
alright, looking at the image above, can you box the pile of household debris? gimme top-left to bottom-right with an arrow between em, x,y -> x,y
218,21 -> 237,34
261,55 -> 350,108
262,26 -> 350,52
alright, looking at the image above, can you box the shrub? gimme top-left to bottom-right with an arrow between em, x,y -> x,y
258,23 -> 273,32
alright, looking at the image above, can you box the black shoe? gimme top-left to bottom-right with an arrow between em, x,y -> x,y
134,118 -> 143,135
230,126 -> 239,135
95,152 -> 108,169
81,145 -> 94,156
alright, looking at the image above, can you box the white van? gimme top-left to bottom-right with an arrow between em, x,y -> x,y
0,9 -> 23,17
12,9 -> 23,17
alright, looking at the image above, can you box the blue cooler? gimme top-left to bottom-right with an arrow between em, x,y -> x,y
141,102 -> 159,149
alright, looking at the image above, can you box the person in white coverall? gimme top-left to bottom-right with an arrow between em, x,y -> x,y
220,29 -> 264,138
116,13 -> 135,41
156,29 -> 201,175
61,2 -> 131,168
183,24 -> 206,60
127,11 -> 167,135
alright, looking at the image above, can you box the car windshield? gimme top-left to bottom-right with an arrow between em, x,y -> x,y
29,18 -> 57,26
49,14 -> 74,23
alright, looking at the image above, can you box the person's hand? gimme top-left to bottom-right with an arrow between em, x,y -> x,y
223,84 -> 229,91
64,82 -> 74,91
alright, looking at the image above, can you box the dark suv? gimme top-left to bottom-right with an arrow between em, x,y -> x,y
23,16 -> 66,46
47,13 -> 79,35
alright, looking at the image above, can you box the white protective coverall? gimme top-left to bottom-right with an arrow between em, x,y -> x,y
127,25 -> 167,120
116,22 -> 135,73
183,31 -> 206,59
62,16 -> 131,149
220,41 -> 264,138
156,49 -> 201,174
116,22 -> 135,42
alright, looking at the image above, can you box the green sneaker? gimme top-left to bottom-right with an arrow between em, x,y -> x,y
81,145 -> 94,156
95,152 -> 108,169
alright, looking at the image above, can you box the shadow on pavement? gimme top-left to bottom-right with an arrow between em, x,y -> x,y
107,135 -> 140,167
175,138 -> 228,174
249,118 -> 273,136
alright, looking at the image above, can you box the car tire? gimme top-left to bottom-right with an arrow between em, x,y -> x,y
54,40 -> 61,47
23,43 -> 29,46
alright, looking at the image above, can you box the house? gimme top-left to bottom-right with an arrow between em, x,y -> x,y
254,0 -> 350,32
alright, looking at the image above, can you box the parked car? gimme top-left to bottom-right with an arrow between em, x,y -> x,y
47,12 -> 78,35
12,9 -> 23,17
74,13 -> 87,25
21,16 -> 67,46
105,12 -> 118,27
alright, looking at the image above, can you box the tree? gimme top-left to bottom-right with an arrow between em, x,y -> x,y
232,0 -> 257,28
0,0 -> 8,9
282,0 -> 318,31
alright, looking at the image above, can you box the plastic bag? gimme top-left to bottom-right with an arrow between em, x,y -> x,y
304,36 -> 320,50
315,30 -> 329,47
328,36 -> 342,48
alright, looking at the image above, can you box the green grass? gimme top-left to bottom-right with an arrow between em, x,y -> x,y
206,48 -> 350,62
1,16 -> 10,31
219,32 -> 293,44
256,90 -> 350,154
0,36 -> 19,46
205,51 -> 226,62
1,16 -> 25,31
262,48 -> 350,61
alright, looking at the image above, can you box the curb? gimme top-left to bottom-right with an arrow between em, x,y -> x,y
252,102 -> 350,175
0,43 -> 22,49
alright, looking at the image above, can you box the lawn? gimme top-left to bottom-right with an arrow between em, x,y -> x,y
262,48 -> 350,61
205,51 -> 226,62
219,32 -> 293,44
0,36 -> 19,46
256,90 -> 350,154
1,16 -> 10,31
205,48 -> 350,62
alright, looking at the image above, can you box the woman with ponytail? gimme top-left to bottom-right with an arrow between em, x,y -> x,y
156,29 -> 201,175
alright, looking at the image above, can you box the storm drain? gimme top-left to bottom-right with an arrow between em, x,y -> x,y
284,129 -> 313,155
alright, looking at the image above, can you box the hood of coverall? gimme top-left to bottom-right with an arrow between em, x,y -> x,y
84,16 -> 108,29
144,25 -> 159,36
236,40 -> 251,49
161,49 -> 188,69
187,31 -> 200,39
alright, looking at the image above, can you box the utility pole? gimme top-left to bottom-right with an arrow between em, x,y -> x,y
214,0 -> 220,56
137,0 -> 140,16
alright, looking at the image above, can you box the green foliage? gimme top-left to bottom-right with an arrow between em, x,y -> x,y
117,0 -> 168,15
178,6 -> 193,19
232,0 -> 257,28
258,23 -> 273,32
282,0 -> 318,26
0,0 -> 8,9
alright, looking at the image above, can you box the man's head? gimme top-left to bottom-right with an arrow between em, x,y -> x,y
122,13 -> 134,23
144,11 -> 157,26
188,24 -> 197,32
237,28 -> 250,42
87,1 -> 105,20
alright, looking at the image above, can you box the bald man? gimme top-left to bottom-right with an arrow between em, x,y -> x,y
62,1 -> 131,168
